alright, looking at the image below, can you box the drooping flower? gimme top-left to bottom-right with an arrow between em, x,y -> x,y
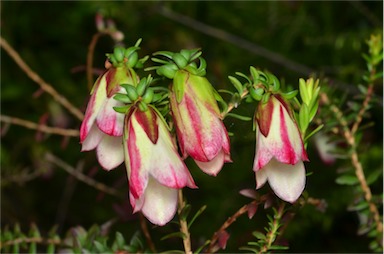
80,63 -> 139,170
124,105 -> 197,226
253,94 -> 309,203
170,70 -> 231,176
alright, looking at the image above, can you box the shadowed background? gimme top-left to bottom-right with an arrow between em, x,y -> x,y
1,1 -> 382,252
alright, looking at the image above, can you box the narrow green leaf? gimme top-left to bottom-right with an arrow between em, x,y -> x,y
160,232 -> 186,241
29,242 -> 37,254
228,76 -> 244,94
180,204 -> 191,221
269,245 -> 289,250
252,231 -> 266,240
225,113 -> 252,121
348,201 -> 369,212
113,105 -> 131,114
188,205 -> 207,229
235,71 -> 251,84
218,89 -> 234,95
335,174 -> 359,185
366,169 -> 382,185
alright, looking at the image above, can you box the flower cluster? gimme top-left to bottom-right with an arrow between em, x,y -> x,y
80,43 -> 319,225
80,45 -> 231,225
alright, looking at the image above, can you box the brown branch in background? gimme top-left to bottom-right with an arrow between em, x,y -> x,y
351,83 -> 374,135
86,33 -> 102,91
207,195 -> 268,253
139,213 -> 157,253
0,114 -> 79,137
157,6 -> 314,77
178,190 -> 192,254
207,201 -> 255,253
0,236 -> 61,249
320,92 -> 383,236
0,37 -> 84,121
45,153 -> 122,198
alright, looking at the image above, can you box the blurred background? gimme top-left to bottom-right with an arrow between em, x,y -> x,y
1,1 -> 382,252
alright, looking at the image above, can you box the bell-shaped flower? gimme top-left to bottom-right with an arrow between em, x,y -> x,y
124,105 -> 197,226
80,65 -> 139,170
253,94 -> 309,203
170,70 -> 231,176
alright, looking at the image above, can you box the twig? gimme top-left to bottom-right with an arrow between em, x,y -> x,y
351,84 -> 374,135
0,114 -> 79,137
207,195 -> 268,253
220,89 -> 249,119
178,189 -> 192,254
320,92 -> 383,235
86,33 -> 102,91
45,153 -> 122,198
0,236 -> 61,248
1,167 -> 46,187
0,36 -> 84,121
139,213 -> 157,253
258,202 -> 285,253
157,6 -> 313,76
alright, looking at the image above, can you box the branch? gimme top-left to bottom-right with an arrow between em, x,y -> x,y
178,190 -> 192,254
86,33 -> 102,91
139,213 -> 157,253
0,114 -> 79,137
0,36 -> 84,121
320,92 -> 383,236
258,202 -> 285,253
207,195 -> 268,253
45,153 -> 122,198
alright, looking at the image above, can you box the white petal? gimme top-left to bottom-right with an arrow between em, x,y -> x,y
96,135 -> 124,170
264,159 -> 306,203
81,124 -> 103,151
255,169 -> 268,189
194,149 -> 225,176
140,177 -> 178,226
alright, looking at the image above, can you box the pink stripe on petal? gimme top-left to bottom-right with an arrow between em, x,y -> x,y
127,119 -> 147,199
279,105 -> 298,165
96,98 -> 124,136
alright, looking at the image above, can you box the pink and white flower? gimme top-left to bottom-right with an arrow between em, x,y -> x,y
170,70 -> 231,176
80,66 -> 138,170
124,106 -> 197,226
253,94 -> 309,203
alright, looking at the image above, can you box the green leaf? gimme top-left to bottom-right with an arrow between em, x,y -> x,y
112,232 -> 125,250
335,174 -> 359,185
113,105 -> 131,114
299,103 -> 309,135
188,205 -> 207,229
269,245 -> 289,250
113,93 -> 132,104
179,204 -> 191,221
366,169 -> 382,185
160,232 -> 186,241
348,201 -> 369,212
235,71 -> 251,84
252,231 -> 266,240
225,113 -> 252,121
281,90 -> 298,100
228,76 -> 243,94
250,66 -> 259,82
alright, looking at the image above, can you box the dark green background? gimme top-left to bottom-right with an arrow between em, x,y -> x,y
1,1 -> 382,252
